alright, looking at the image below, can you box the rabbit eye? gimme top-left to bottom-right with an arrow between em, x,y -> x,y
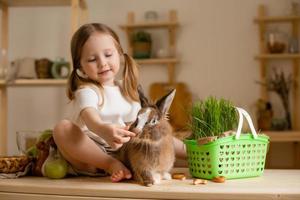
148,117 -> 158,126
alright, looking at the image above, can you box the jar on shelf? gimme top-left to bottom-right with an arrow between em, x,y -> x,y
51,58 -> 70,79
288,37 -> 299,53
35,58 -> 53,79
144,11 -> 158,22
132,31 -> 152,59
266,29 -> 287,54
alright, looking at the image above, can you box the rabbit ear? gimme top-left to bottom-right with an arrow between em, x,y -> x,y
156,89 -> 176,116
138,85 -> 150,108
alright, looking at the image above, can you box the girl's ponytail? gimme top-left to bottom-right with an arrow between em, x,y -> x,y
122,53 -> 139,102
67,70 -> 77,100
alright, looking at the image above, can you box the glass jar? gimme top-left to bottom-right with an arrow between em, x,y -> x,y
266,29 -> 287,54
16,130 -> 40,155
288,37 -> 299,53
51,58 -> 71,79
144,11 -> 158,22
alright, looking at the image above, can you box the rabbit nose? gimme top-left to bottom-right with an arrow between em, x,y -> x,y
135,108 -> 151,132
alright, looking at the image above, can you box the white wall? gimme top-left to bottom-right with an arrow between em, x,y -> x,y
0,0 -> 298,156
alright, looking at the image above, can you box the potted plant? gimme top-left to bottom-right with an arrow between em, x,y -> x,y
185,97 -> 269,180
189,97 -> 238,144
131,30 -> 152,59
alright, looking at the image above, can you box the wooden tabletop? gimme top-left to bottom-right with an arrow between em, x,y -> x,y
0,168 -> 300,200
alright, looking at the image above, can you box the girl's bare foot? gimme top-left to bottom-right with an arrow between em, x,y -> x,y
108,160 -> 132,182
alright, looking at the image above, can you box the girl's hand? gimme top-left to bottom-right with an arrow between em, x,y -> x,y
102,125 -> 136,149
80,107 -> 136,149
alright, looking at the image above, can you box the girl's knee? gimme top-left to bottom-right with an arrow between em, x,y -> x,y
53,120 -> 74,141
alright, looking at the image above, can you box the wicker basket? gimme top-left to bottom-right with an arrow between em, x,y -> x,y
0,156 -> 31,173
185,107 -> 270,180
35,58 -> 53,78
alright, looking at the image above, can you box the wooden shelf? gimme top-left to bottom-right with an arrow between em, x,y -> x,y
120,10 -> 179,84
255,53 -> 300,60
254,4 -> 300,131
0,0 -> 85,7
135,58 -> 179,65
254,15 -> 300,23
254,5 -> 300,169
0,0 -> 88,155
0,79 -> 67,86
263,131 -> 300,142
120,22 -> 178,29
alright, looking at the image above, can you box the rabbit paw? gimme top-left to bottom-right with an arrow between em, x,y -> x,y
139,171 -> 155,187
161,172 -> 172,180
143,178 -> 154,187
152,172 -> 161,184
141,172 -> 161,186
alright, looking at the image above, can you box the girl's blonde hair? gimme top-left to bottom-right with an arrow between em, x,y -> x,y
67,23 -> 139,102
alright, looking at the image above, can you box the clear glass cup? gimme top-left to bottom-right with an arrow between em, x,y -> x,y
16,131 -> 40,155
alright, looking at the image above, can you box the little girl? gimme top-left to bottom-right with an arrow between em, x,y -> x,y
53,23 -> 186,182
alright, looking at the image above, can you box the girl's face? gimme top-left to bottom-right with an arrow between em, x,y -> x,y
80,32 -> 121,86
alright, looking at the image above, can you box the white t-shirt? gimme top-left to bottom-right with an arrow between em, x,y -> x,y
66,85 -> 141,145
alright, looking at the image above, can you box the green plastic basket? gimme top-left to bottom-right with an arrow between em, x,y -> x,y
185,107 -> 270,180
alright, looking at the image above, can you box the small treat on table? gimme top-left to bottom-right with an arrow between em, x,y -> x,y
193,178 -> 208,185
212,176 -> 226,183
172,173 -> 186,180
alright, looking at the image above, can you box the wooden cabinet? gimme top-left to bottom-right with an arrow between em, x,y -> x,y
0,0 -> 88,155
120,10 -> 179,84
254,4 -> 300,168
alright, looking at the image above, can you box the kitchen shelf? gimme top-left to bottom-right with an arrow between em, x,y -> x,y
264,130 -> 300,169
255,54 -> 300,59
0,79 -> 67,86
119,11 -> 192,132
254,4 -> 299,130
135,58 -> 179,65
1,0 -> 81,6
119,10 -> 179,84
120,22 -> 178,29
0,0 -> 88,155
254,15 -> 300,23
263,131 -> 300,142
254,4 -> 300,169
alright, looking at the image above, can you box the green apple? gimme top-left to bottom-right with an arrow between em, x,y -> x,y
44,158 -> 68,179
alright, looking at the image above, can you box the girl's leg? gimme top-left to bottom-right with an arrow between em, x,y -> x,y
173,137 -> 187,159
173,137 -> 188,167
53,119 -> 131,182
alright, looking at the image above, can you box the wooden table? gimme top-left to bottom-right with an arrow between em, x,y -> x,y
0,168 -> 300,200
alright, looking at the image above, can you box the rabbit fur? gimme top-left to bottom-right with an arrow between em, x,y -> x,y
116,88 -> 176,186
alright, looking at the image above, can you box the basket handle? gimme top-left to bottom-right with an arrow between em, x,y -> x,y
235,107 -> 258,139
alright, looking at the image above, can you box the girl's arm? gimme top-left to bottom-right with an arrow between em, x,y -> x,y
80,107 -> 136,149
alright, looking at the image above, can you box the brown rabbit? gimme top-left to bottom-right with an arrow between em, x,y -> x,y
116,87 -> 176,186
